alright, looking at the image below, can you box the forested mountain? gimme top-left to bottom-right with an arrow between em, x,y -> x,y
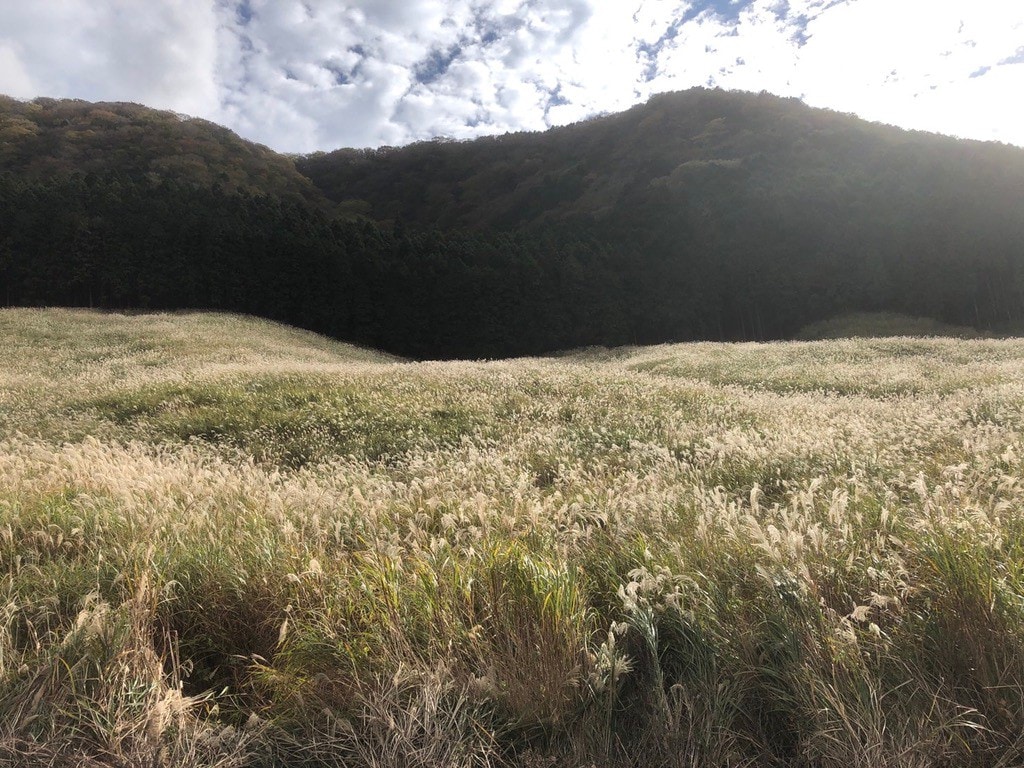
0,96 -> 320,202
300,89 -> 1024,340
3,89 -> 1024,358
301,89 -> 1024,233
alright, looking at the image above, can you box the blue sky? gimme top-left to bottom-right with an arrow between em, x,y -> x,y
0,0 -> 1021,152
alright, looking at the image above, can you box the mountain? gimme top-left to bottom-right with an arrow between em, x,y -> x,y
0,95 -> 322,203
2,89 -> 1024,358
300,88 -> 1024,340
301,88 -> 1024,233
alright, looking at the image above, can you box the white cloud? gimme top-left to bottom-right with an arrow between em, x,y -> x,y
794,0 -> 1024,143
0,43 -> 36,98
0,0 -> 1022,151
0,0 -> 219,116
639,0 -> 1024,146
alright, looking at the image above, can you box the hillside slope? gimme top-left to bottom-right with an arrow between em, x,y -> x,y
300,88 -> 1024,340
299,87 -> 1024,232
0,96 -> 322,203
2,89 -> 1024,357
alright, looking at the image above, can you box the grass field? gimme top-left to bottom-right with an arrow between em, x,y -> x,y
4,308 -> 1024,766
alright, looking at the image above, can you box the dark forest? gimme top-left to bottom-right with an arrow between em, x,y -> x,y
3,88 -> 1023,358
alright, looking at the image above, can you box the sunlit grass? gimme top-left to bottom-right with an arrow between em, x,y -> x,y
4,308 -> 1024,766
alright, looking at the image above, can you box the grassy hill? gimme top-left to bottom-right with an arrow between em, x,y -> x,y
5,310 -> 1024,765
794,311 -> 985,340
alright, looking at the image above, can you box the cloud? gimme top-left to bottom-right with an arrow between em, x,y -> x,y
999,46 -> 1024,66
0,44 -> 36,98
641,0 -> 1024,146
0,0 -> 219,117
1,0 -> 1022,151
790,0 -> 1024,143
214,0 -> 631,150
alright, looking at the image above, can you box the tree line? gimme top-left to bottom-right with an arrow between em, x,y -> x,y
0,173 -> 646,358
4,167 -> 1023,360
3,89 -> 1024,358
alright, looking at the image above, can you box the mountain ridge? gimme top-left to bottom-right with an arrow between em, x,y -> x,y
2,88 -> 1023,358
298,88 -> 1024,231
0,94 -> 322,203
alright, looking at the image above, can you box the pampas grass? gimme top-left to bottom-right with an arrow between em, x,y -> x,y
4,308 -> 1024,766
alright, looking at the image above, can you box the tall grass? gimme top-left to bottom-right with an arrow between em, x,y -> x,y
3,308 -> 1024,765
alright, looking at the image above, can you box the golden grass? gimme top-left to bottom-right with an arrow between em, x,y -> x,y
3,308 -> 1024,766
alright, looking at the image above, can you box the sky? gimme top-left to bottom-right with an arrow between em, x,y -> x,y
1,0 -> 1022,153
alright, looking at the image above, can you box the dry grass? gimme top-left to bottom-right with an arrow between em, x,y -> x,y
3,308 -> 1024,766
